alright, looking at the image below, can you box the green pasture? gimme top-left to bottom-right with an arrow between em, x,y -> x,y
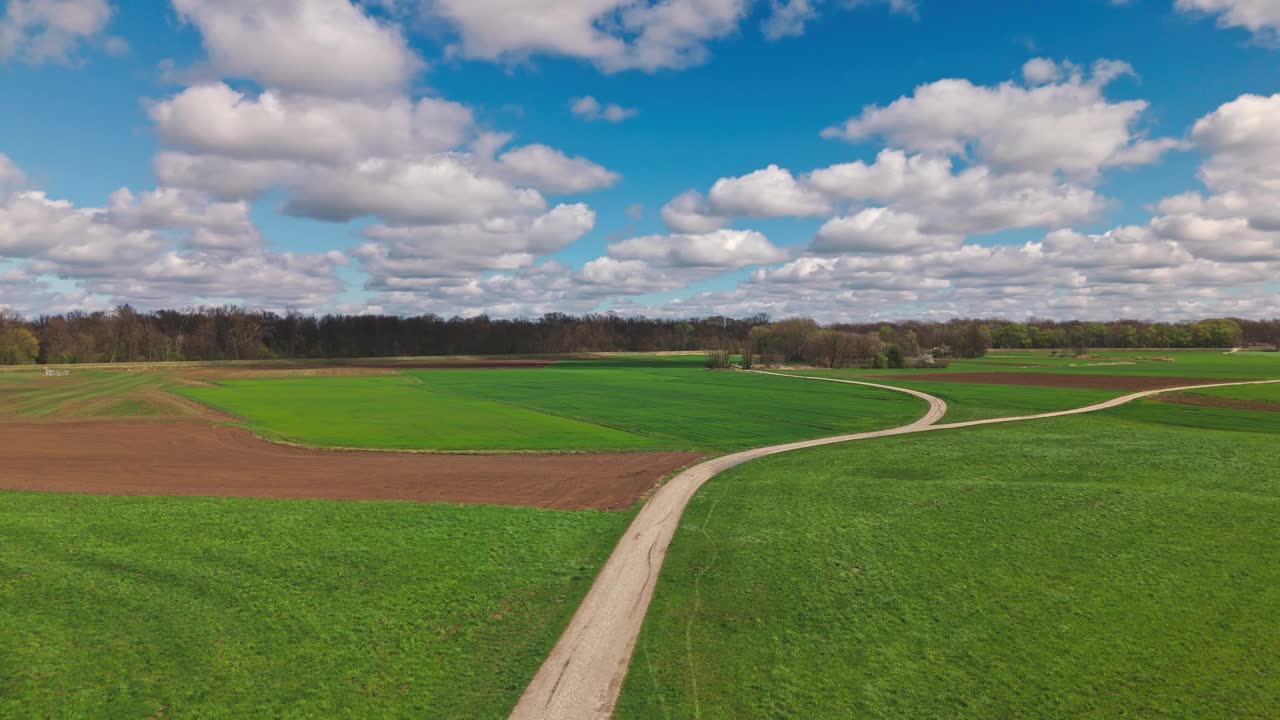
177,361 -> 926,452
179,374 -> 666,452
948,349 -> 1280,379
616,392 -> 1280,719
0,493 -> 629,720
774,370 -> 1125,423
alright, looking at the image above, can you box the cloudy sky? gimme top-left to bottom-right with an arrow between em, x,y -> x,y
1,0 -> 1278,321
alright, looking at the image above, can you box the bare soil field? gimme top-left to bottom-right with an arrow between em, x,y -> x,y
0,422 -> 700,510
880,372 -> 1244,390
1154,392 -> 1280,413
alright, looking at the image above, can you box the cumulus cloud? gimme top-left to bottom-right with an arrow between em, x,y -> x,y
807,150 -> 1105,234
811,208 -> 963,254
606,228 -> 786,267
0,0 -> 117,64
421,0 -> 749,72
284,155 -> 546,225
1176,0 -> 1280,41
355,203 -> 596,284
761,0 -> 916,41
822,59 -> 1174,176
707,164 -> 831,217
171,0 -> 422,96
570,96 -> 638,123
0,156 -> 347,311
661,190 -> 728,233
495,144 -> 621,194
149,84 -> 474,163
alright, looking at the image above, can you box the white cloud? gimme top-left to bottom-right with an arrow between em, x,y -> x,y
152,152 -> 299,201
420,0 -> 749,72
661,190 -> 728,233
811,208 -> 963,254
807,150 -> 1105,234
149,84 -> 474,164
355,203 -> 596,283
607,228 -> 786,267
495,144 -> 621,194
0,153 -> 25,190
0,159 -> 347,311
284,155 -> 546,225
570,96 -> 638,123
1021,57 -> 1063,85
822,59 -> 1174,176
171,0 -> 422,96
0,0 -> 115,64
707,164 -> 831,217
761,0 -> 916,41
1176,0 -> 1280,41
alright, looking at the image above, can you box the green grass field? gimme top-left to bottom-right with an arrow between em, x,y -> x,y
937,349 -> 1280,379
6,352 -> 1278,719
775,370 -> 1125,423
177,359 -> 927,452
616,391 -> 1280,719
0,493 -> 630,720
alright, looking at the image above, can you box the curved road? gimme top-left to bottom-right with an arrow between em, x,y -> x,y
510,373 -> 1280,720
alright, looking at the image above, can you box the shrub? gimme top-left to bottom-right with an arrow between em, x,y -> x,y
705,350 -> 731,369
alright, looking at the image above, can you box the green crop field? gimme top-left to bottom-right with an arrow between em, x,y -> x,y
941,349 -> 1280,378
177,359 -> 927,452
774,370 -> 1125,423
0,493 -> 630,720
616,390 -> 1280,719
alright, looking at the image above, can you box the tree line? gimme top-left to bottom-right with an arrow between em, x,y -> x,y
0,306 -> 1275,365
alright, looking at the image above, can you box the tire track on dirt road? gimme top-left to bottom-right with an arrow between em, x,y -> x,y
509,373 -> 1280,720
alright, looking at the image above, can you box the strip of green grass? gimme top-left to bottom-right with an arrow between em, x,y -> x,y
774,369 -> 1123,422
1185,382 -> 1280,403
177,375 -> 668,451
409,366 -> 925,451
0,493 -> 630,719
617,409 -> 1280,719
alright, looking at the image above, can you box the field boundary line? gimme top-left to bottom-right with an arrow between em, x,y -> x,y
509,373 -> 1280,720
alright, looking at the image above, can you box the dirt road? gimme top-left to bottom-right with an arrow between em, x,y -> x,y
509,374 -> 1280,720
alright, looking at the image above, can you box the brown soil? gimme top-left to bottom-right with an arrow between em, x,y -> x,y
879,372 -> 1245,390
1154,393 -> 1280,413
0,422 -> 701,510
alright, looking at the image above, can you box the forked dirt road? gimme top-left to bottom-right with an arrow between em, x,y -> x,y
509,373 -> 1280,720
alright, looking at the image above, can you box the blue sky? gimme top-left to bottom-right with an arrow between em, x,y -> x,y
1,0 -> 1278,320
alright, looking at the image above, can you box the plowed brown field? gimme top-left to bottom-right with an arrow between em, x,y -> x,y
0,422 -> 700,510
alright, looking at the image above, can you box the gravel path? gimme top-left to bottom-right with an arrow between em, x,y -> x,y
509,373 -> 1280,720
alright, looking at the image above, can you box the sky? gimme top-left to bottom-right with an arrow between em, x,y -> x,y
1,0 -> 1278,322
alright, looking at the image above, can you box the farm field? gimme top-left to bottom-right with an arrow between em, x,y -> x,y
615,387 -> 1280,719
0,354 -> 935,718
176,356 -> 927,452
774,371 -> 1124,423
4,349 -> 1277,719
0,492 -> 630,719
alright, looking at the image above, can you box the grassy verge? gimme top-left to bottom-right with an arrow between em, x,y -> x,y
0,493 -> 630,719
616,403 -> 1280,719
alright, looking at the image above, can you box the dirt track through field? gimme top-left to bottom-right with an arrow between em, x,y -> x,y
509,373 -> 1280,720
0,422 -> 700,510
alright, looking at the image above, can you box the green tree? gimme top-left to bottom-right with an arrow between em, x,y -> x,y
0,326 -> 39,365
886,345 -> 906,369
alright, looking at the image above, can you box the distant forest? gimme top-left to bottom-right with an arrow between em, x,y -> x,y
0,306 -> 1277,366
